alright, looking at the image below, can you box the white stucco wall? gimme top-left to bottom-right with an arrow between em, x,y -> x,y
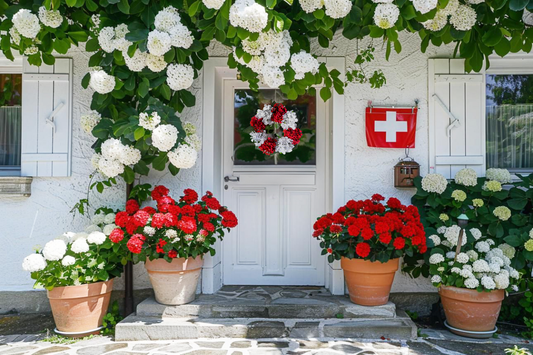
0,32 -> 455,294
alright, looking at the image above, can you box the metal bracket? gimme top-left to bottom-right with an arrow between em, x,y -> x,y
432,94 -> 460,137
46,102 -> 65,133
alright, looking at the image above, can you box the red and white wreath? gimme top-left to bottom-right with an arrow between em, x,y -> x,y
249,103 -> 303,156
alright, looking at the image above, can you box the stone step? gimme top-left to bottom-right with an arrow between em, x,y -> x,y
115,313 -> 417,341
136,296 -> 397,319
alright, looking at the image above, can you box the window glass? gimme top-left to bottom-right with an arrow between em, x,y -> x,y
0,73 -> 22,168
486,74 -> 533,171
233,89 -> 317,166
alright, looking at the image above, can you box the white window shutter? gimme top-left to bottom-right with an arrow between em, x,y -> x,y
21,58 -> 73,177
428,58 -> 486,179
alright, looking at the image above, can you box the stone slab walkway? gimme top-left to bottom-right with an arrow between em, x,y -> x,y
1,329 -> 532,355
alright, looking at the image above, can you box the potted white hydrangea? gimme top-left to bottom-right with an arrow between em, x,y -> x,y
22,210 -> 126,337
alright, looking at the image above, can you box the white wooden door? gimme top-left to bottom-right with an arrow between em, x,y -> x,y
222,81 -> 326,286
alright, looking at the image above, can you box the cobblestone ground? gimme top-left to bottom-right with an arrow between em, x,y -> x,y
1,329 -> 532,355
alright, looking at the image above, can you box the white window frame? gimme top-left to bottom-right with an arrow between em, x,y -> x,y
485,52 -> 533,176
0,56 -> 23,177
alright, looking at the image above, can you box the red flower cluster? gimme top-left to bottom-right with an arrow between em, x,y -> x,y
110,186 -> 238,259
271,103 -> 287,123
251,116 -> 266,132
313,195 -> 426,261
284,128 -> 303,145
259,137 -> 277,155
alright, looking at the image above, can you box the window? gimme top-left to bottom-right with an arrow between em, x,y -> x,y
0,73 -> 22,175
486,74 -> 533,172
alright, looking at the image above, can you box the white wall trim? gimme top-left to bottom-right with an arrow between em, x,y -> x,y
201,57 -> 346,295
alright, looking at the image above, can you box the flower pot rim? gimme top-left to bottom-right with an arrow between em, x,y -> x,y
340,256 -> 400,263
47,279 -> 114,299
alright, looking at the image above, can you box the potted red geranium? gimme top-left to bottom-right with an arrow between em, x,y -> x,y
313,194 -> 427,306
110,185 -> 238,305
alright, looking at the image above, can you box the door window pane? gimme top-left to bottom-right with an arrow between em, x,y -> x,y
486,74 -> 533,171
0,74 -> 22,168
233,89 -> 317,166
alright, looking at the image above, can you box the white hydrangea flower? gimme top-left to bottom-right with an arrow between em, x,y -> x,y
144,226 -> 156,236
486,168 -> 512,184
147,30 -> 172,56
13,9 -> 41,38
139,112 -> 161,131
165,229 -> 178,238
373,4 -> 400,29
146,54 -> 168,72
493,206 -> 511,221
61,255 -> 76,267
264,44 -> 291,67
22,254 -> 47,272
91,153 -> 102,172
229,0 -> 268,33
472,259 -> 490,272
87,231 -> 106,245
437,267 -> 445,272
92,212 -> 106,225
169,24 -> 194,49
489,256 -> 504,267
291,51 -> 320,80
85,224 -> 102,233
498,243 -> 516,259
429,253 -> 445,264
24,46 -> 39,55
464,277 -> 479,289
168,144 -> 197,169
9,27 -> 21,45
203,0 -> 226,9
251,131 -> 268,147
42,239 -> 67,261
506,266 -> 519,279
246,55 -> 265,74
101,138 -> 124,160
299,0 -> 324,12
98,156 -> 124,178
242,37 -> 266,55
442,0 -> 459,15
323,0 -> 352,19
489,262 -> 501,273
421,173 -> 447,194
124,49 -> 147,72
429,234 -> 441,246
450,4 -> 477,31
451,267 -> 461,274
470,228 -> 482,240
71,238 -> 90,253
73,232 -> 88,241
152,124 -> 178,152
493,273 -> 509,289
182,122 -> 196,136
262,66 -> 285,88
276,137 -> 295,154
466,250 -> 479,261
475,241 -> 490,253
80,111 -> 101,135
185,134 -> 202,152
431,275 -> 442,283
89,69 -> 116,94
437,226 -> 447,234
481,275 -> 495,290
98,27 -> 116,53
423,11 -> 448,31
118,146 -> 141,166
166,64 -> 195,91
456,252 -> 469,264
154,6 -> 181,32
460,268 -> 473,278
451,189 -> 467,202
412,0 -> 437,13
446,251 -> 456,259
91,14 -> 101,29
483,180 -> 502,192
103,224 -> 117,236
454,168 -> 478,187
444,225 -> 466,247
38,6 -> 63,28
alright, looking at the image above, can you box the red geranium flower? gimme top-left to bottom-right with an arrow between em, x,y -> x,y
356,242 -> 371,258
151,213 -> 166,229
203,222 -> 215,232
133,210 -> 150,227
126,199 -> 140,215
250,116 -> 266,132
127,235 -> 144,254
115,211 -> 129,227
204,197 -> 221,210
259,138 -> 277,155
142,206 -> 156,215
371,194 -> 385,202
168,205 -> 181,215
327,248 -> 333,254
181,189 -> 198,204
126,220 -> 138,235
393,237 -> 406,250
379,232 -> 392,245
284,128 -> 303,145
180,205 -> 196,217
151,185 -> 169,201
221,211 -> 238,228
156,238 -> 167,253
312,228 -> 323,237
330,225 -> 342,233
178,216 -> 197,234
361,227 -> 374,240
387,197 -> 403,210
168,250 -> 177,258
271,103 -> 287,123
109,228 -> 124,243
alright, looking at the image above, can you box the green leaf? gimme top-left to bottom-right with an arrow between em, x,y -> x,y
138,80 -> 149,98
504,234 -> 523,247
152,153 -> 168,171
125,29 -> 149,42
123,166 -> 135,184
67,31 -> 89,42
188,0 -> 201,17
117,0 -> 130,13
53,39 -> 70,54
482,27 -> 503,47
320,87 -> 331,101
508,198 -> 528,210
509,0 -> 528,10
160,83 -> 171,100
134,127 -> 145,141
81,73 -> 91,89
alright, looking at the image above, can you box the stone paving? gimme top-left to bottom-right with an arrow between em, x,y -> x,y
1,329 -> 533,355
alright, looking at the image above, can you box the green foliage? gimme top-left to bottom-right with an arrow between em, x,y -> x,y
101,300 -> 122,336
346,46 -> 387,89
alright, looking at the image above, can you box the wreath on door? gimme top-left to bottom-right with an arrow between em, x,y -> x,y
249,103 -> 303,156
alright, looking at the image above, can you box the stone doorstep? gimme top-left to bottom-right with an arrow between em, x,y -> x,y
135,296 -> 397,319
115,315 -> 416,342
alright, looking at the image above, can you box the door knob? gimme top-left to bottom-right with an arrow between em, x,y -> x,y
224,175 -> 240,182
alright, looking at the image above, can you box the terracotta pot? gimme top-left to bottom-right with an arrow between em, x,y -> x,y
341,257 -> 399,306
145,256 -> 204,305
47,279 -> 113,335
439,285 -> 504,332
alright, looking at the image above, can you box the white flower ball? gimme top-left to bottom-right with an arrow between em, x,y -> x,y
481,275 -> 495,290
124,49 -> 147,72
165,229 -> 178,238
276,137 -> 295,154
475,241 -> 490,253
493,273 -> 509,289
291,51 -> 320,80
88,231 -> 107,245
154,7 -> 181,32
229,0 -> 268,33
168,144 -> 198,169
281,111 -> 298,130
203,0 -> 226,9
147,30 -> 172,56
450,5 -> 477,31
152,124 -> 179,152
185,134 -> 202,152
80,111 -> 101,135
61,255 -> 76,267
119,146 -> 142,166
464,277 -> 479,289
373,3 -> 400,29
144,226 -> 156,236
456,252 -> 469,264
262,66 -> 285,88
22,254 -> 47,272
412,0 -> 437,14
101,138 -> 124,160
429,234 -> 441,246
13,9 -> 41,38
423,11 -> 448,32
92,213 -> 106,225
169,24 -> 194,49
324,0 -> 352,19
431,275 -> 442,283
103,224 -> 117,236
442,0 -> 459,15
71,238 -> 90,253
146,54 -> 168,72
493,206 -> 511,221
183,122 -> 197,135
454,168 -> 478,186
85,224 -> 102,233
166,64 -> 195,91
98,157 -> 124,178
42,239 -> 67,261
486,168 -> 512,184
429,253 -> 445,264
89,70 -> 116,94
470,228 -> 482,240
139,112 -> 161,131
98,27 -> 116,53
421,173 -> 448,194
104,213 -> 116,225
299,0 -> 324,12
466,250 -> 479,261
38,6 -> 63,28
472,259 -> 490,272
264,44 -> 291,67
24,46 -> 39,55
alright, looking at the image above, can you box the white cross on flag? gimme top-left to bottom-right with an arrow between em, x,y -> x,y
365,107 -> 417,148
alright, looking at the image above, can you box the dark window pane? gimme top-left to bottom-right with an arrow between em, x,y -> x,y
233,89 -> 317,166
486,74 -> 533,171
0,74 -> 22,167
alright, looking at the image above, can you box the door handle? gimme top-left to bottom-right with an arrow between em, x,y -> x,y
224,175 -> 240,182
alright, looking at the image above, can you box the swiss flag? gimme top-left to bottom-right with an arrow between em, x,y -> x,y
365,107 -> 417,148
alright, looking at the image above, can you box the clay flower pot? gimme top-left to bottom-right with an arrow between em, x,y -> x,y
47,279 -> 114,336
341,257 -> 399,306
145,256 -> 204,305
439,285 -> 504,333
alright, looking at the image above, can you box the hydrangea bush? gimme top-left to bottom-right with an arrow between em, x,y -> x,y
108,185 -> 238,262
313,194 -> 427,263
406,169 -> 533,279
22,209 -> 126,290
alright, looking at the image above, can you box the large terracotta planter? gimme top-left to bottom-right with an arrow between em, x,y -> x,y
341,257 -> 399,306
145,256 -> 204,305
47,279 -> 113,336
439,285 -> 504,333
